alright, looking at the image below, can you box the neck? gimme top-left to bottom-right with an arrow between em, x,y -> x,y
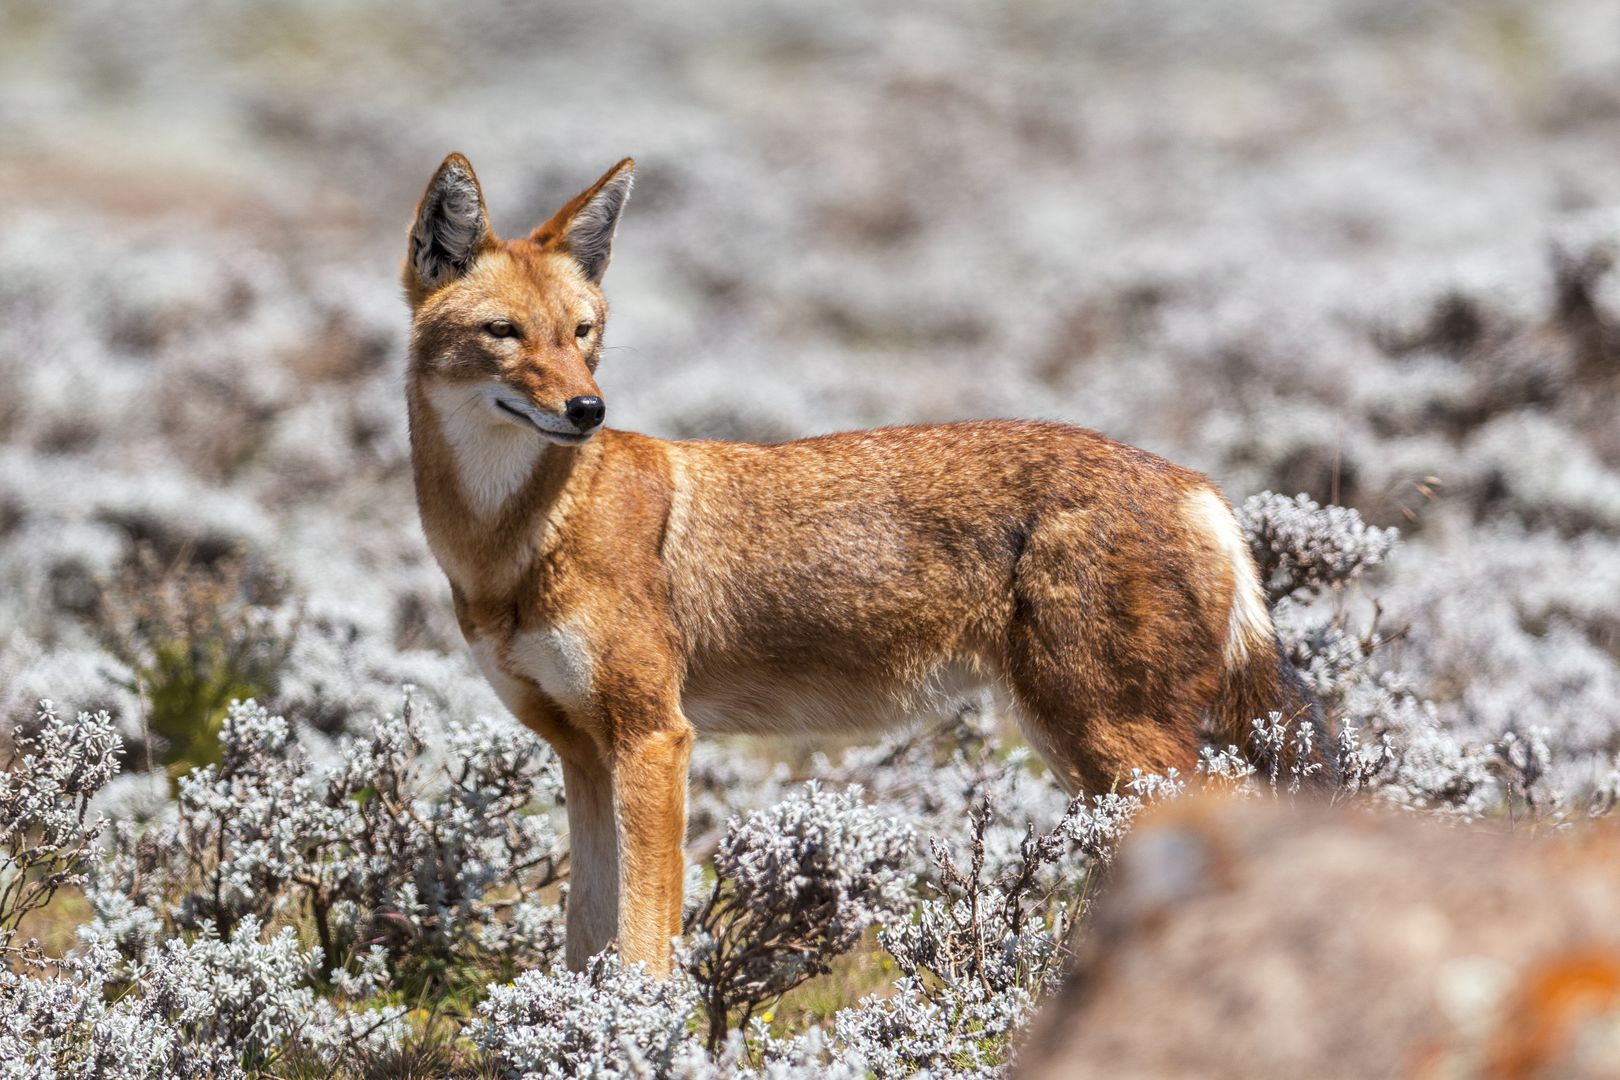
406,376 -> 590,590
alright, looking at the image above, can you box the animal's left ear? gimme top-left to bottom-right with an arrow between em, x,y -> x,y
532,158 -> 635,284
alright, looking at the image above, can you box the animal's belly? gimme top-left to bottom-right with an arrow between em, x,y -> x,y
681,661 -> 993,737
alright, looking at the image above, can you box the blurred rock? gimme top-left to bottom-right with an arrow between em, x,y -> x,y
1018,796 -> 1620,1080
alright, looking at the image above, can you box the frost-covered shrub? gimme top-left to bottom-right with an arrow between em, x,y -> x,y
0,942 -> 245,1080
84,697 -> 567,984
832,976 -> 1033,1080
686,784 -> 915,1049
1237,492 -> 1398,603
478,954 -> 699,1079
0,703 -> 121,959
0,926 -> 405,1079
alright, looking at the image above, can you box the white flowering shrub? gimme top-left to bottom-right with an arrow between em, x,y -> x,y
0,942 -> 246,1080
0,704 -> 121,962
1237,493 -> 1399,604
479,955 -> 699,1078
685,783 -> 915,1049
83,696 -> 567,991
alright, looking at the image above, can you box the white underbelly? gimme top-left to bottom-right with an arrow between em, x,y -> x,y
682,662 -> 995,737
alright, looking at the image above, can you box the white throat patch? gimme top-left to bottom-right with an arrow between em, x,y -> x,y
425,382 -> 543,518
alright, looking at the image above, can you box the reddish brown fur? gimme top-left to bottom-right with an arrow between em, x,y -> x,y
401,154 -> 1305,975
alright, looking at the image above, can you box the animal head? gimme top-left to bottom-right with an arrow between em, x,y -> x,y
403,154 -> 634,445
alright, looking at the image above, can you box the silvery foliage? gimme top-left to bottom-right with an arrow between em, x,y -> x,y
686,739 -> 793,845
272,605 -> 509,737
0,708 -> 403,1077
1233,495 -> 1396,679
1238,492 -> 1399,602
479,966 -> 879,1080
1234,494 -> 1404,771
1250,712 -> 1325,793
832,976 -> 1029,1080
685,782 -> 916,1048
480,782 -> 928,1078
83,695 -> 567,981
827,704 -> 1071,880
0,640 -> 140,739
1233,494 -> 1521,817
0,940 -> 244,1080
1,923 -> 404,1079
673,1023 -> 873,1080
479,954 -> 699,1079
0,703 -> 121,959
851,775 -> 1179,1078
128,916 -> 405,1067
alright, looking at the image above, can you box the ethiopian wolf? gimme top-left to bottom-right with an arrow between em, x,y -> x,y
401,154 -> 1319,975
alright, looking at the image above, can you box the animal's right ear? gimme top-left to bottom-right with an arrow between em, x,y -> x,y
407,153 -> 492,295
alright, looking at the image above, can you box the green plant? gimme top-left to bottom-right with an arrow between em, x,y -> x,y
96,545 -> 297,774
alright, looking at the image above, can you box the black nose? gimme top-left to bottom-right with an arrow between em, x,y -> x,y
564,395 -> 605,431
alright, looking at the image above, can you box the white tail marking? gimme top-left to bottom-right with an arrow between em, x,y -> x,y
1185,488 -> 1272,666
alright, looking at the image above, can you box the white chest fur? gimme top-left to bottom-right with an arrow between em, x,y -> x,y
469,617 -> 596,717
508,621 -> 595,712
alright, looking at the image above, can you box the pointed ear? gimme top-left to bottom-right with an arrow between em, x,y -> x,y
407,153 -> 492,293
531,158 -> 635,284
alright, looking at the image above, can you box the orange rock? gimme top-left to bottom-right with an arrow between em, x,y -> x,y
1017,796 -> 1620,1080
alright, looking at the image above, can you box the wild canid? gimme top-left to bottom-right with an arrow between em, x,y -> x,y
402,154 -> 1320,975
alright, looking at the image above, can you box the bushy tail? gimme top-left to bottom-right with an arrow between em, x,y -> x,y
1213,631 -> 1334,786
1192,488 -> 1334,786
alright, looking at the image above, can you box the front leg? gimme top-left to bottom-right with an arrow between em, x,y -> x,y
560,749 -> 619,969
610,720 -> 693,975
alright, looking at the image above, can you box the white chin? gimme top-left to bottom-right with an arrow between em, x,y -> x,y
539,429 -> 593,446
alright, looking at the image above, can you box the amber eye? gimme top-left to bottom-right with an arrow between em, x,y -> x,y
485,320 -> 517,339
575,322 -> 593,340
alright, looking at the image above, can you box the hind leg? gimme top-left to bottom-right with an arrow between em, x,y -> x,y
1014,702 -> 1200,797
1003,508 -> 1221,796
